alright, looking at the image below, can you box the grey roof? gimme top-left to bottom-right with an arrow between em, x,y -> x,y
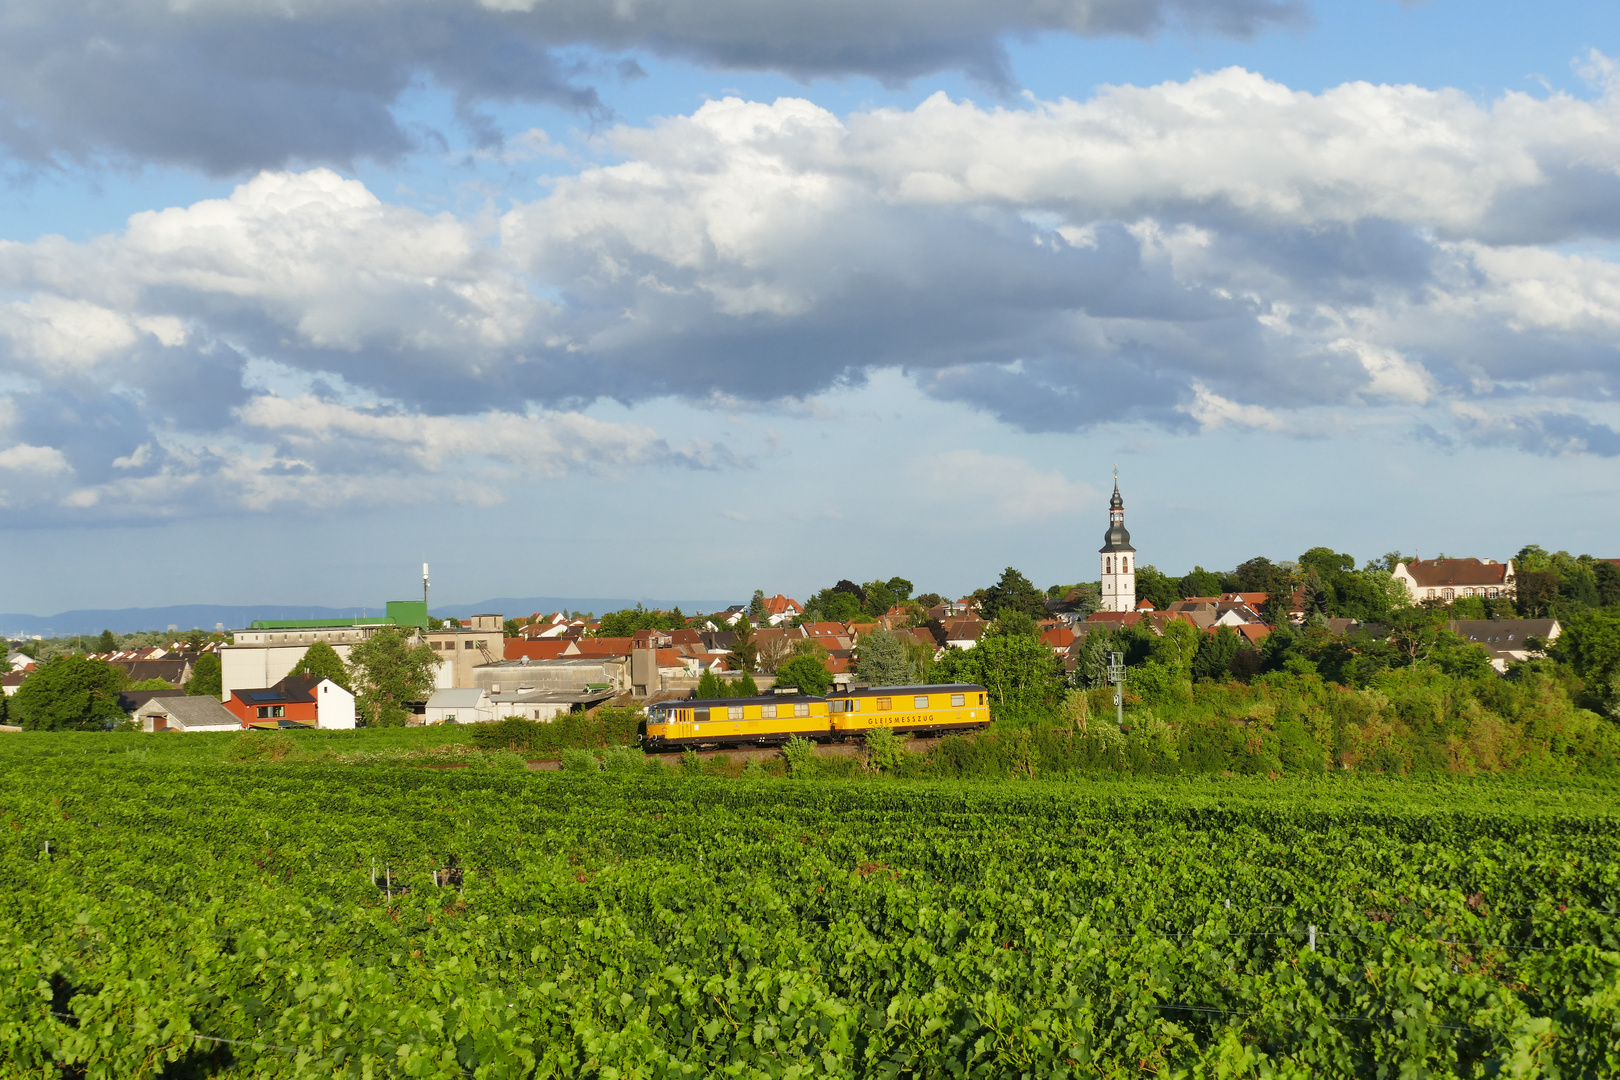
1447,619 -> 1559,653
425,688 -> 488,708
488,688 -> 617,705
136,695 -> 239,729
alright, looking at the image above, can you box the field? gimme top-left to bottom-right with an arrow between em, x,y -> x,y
2,732 -> 1619,1078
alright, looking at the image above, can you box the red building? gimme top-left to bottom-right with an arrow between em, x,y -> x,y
223,674 -> 356,729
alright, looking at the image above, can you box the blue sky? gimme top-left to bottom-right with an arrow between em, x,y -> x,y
0,0 -> 1617,615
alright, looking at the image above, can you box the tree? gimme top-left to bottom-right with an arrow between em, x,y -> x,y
12,656 -> 127,731
185,654 -> 222,697
696,668 -> 726,699
97,629 -> 117,653
987,610 -> 1039,639
886,577 -> 914,602
934,633 -> 1064,717
1516,571 -> 1559,618
735,671 -> 760,697
726,617 -> 759,672
503,619 -> 523,638
775,654 -> 832,696
981,567 -> 1046,621
861,579 -> 898,619
804,587 -> 863,624
347,628 -> 438,727
1552,609 -> 1620,685
1192,625 -> 1242,682
748,590 -> 768,623
1595,560 -> 1620,608
1134,565 -> 1179,610
855,629 -> 920,686
126,677 -> 173,691
288,640 -> 352,691
1177,566 -> 1224,599
1231,556 -> 1295,600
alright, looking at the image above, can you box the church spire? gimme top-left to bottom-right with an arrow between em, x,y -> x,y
1098,471 -> 1137,613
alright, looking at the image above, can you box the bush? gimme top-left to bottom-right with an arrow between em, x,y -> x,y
681,748 -> 703,774
862,728 -> 906,773
470,706 -> 643,756
560,748 -> 599,773
601,744 -> 647,773
781,736 -> 816,776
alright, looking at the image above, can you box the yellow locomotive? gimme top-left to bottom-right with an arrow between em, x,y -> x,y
644,683 -> 989,750
827,683 -> 989,739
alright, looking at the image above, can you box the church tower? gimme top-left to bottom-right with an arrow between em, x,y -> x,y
1099,470 -> 1136,613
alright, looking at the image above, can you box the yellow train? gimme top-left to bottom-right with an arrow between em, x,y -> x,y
644,683 -> 989,750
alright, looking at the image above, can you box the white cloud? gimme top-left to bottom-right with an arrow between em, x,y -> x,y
0,443 -> 71,475
1181,383 -> 1286,431
235,394 -> 731,477
1,67 -> 1620,519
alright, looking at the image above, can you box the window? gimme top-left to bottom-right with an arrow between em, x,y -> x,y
979,694 -> 986,705
255,705 -> 284,719
914,696 -> 929,709
1443,588 -> 1454,600
1123,558 -> 1130,573
1487,589 -> 1498,598
951,694 -> 965,707
1105,557 -> 1112,574
728,706 -> 743,720
875,697 -> 892,711
794,702 -> 810,717
464,641 -> 475,649
1426,590 -> 1436,599
762,704 -> 778,718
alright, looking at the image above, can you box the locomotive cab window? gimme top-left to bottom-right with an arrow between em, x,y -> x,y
951,694 -> 965,707
979,694 -> 986,705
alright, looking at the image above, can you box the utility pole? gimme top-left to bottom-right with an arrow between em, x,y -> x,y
1107,651 -> 1126,728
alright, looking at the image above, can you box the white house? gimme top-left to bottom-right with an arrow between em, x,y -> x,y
423,687 -> 500,725
1393,558 -> 1516,603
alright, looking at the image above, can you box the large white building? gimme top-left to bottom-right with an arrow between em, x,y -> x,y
1099,475 -> 1137,613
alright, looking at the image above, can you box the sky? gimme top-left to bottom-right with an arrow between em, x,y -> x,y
0,0 -> 1617,615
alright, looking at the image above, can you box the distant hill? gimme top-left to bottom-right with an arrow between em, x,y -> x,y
0,597 -> 737,637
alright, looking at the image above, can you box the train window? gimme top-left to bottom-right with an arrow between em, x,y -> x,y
951,694 -> 965,707
728,706 -> 743,720
914,696 -> 929,709
794,702 -> 810,717
875,697 -> 892,711
979,694 -> 986,706
762,704 -> 777,718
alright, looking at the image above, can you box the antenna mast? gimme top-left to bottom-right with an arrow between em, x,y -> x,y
423,563 -> 430,615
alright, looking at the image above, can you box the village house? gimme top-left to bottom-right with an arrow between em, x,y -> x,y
135,695 -> 241,733
761,594 -> 805,626
1394,558 -> 1516,602
1447,618 -> 1560,673
222,674 -> 356,729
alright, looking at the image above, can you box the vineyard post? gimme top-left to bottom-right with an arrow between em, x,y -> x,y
1308,925 -> 1316,952
1107,653 -> 1126,728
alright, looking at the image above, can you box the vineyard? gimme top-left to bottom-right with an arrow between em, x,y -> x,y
2,753 -> 1619,1077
